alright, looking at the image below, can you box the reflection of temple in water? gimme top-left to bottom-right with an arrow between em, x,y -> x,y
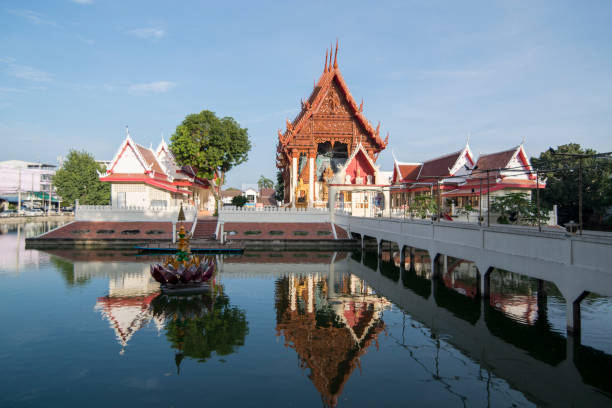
91,263 -> 163,354
275,271 -> 389,407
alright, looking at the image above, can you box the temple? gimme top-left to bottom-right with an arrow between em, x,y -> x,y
99,130 -> 215,214
276,41 -> 389,208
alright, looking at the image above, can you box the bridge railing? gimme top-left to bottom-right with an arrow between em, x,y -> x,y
219,205 -> 330,223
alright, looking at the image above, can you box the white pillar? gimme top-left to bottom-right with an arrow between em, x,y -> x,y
383,189 -> 391,217
172,222 -> 177,244
308,156 -> 314,207
291,156 -> 297,207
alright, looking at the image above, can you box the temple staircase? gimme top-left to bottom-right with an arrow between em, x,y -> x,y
192,217 -> 218,240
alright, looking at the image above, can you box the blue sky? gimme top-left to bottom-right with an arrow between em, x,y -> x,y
1,0 -> 611,187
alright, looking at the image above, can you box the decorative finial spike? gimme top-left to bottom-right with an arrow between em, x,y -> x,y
333,39 -> 338,69
125,125 -> 130,138
359,99 -> 364,112
376,121 -> 381,135
329,43 -> 333,71
324,49 -> 328,73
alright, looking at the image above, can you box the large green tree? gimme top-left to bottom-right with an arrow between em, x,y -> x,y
170,110 -> 251,199
52,150 -> 110,205
531,144 -> 612,225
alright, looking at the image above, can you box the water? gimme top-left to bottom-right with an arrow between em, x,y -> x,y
1,222 -> 611,407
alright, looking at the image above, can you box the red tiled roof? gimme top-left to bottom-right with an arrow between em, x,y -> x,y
136,144 -> 164,174
221,189 -> 242,198
100,174 -> 192,194
259,188 -> 276,197
397,164 -> 421,181
471,148 -> 517,179
418,150 -> 462,179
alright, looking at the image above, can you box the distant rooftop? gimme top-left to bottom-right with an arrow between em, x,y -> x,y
0,160 -> 56,169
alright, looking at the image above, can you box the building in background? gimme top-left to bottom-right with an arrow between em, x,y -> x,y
0,160 -> 60,211
99,133 -> 215,214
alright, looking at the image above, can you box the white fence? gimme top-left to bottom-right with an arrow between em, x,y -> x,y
75,203 -> 196,222
219,205 -> 331,223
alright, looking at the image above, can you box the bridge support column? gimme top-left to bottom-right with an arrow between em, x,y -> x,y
409,247 -> 415,272
478,266 -> 493,299
537,279 -> 548,323
377,239 -> 383,258
400,245 -> 406,269
429,251 -> 440,279
566,291 -> 589,340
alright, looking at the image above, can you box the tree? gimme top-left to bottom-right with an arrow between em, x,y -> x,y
150,287 -> 248,372
491,192 -> 532,224
52,150 -> 110,205
531,144 -> 612,225
231,195 -> 248,207
275,169 -> 284,203
257,174 -> 274,190
170,110 -> 251,200
409,195 -> 438,219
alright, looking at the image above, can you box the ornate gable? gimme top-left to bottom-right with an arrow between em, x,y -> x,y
277,41 -> 388,167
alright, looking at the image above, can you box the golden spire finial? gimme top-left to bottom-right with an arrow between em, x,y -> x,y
324,49 -> 328,73
333,39 -> 338,69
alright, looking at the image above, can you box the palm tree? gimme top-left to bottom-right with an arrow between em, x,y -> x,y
257,174 -> 274,190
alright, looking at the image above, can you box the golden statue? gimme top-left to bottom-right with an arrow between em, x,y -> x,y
321,165 -> 334,202
295,177 -> 308,208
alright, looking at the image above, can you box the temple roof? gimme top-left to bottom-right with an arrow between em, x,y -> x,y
470,145 -> 534,180
278,41 -> 389,152
102,130 -> 209,190
394,144 -> 474,184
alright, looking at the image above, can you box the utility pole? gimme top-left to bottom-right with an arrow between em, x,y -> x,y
30,173 -> 34,208
486,169 -> 490,227
17,169 -> 22,216
578,158 -> 583,235
479,178 -> 483,226
536,170 -> 541,232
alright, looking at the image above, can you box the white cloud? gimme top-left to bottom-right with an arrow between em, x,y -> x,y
127,28 -> 165,39
128,81 -> 176,93
76,34 -> 94,45
8,9 -> 60,27
1,58 -> 52,82
70,0 -> 94,4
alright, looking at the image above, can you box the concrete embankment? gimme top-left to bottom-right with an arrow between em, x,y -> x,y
1,215 -> 73,225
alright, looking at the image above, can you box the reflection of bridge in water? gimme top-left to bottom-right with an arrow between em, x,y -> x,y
334,213 -> 612,336
347,251 -> 612,406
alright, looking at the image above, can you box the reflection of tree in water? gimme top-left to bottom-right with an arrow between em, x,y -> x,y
275,273 -> 389,408
150,286 -> 248,373
50,256 -> 91,287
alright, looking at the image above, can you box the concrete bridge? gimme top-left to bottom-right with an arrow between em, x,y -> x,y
333,212 -> 612,337
343,255 -> 612,407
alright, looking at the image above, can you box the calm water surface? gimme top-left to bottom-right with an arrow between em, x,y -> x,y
1,222 -> 611,407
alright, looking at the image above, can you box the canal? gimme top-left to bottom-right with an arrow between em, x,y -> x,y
1,222 -> 611,407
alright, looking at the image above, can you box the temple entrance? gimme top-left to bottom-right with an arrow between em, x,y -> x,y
316,142 -> 348,180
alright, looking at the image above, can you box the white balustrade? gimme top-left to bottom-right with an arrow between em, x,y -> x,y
75,204 -> 196,222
